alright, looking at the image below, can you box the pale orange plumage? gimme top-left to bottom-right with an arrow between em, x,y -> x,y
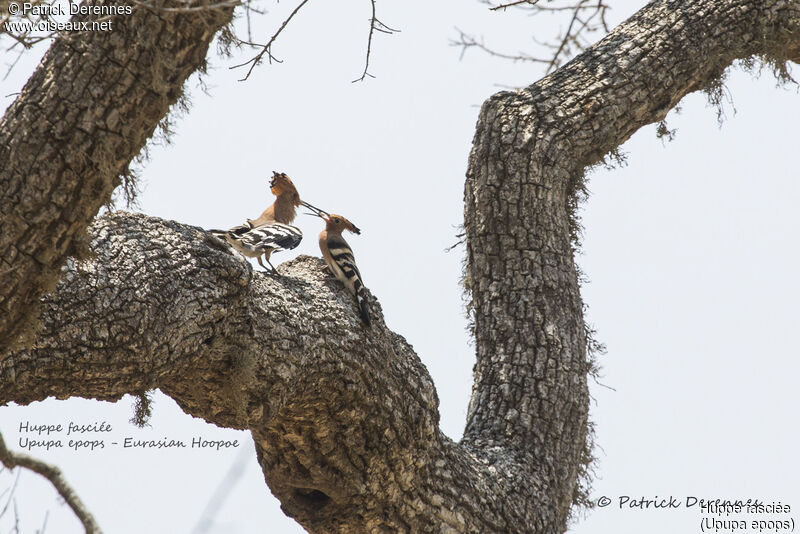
313,212 -> 371,326
210,171 -> 306,271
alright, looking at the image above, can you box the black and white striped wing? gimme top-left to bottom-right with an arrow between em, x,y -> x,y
239,223 -> 303,254
327,235 -> 371,326
327,236 -> 362,283
227,222 -> 254,237
209,221 -> 252,241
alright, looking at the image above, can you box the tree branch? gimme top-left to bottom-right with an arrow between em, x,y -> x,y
489,0 -> 540,10
229,0 -> 312,81
352,0 -> 399,83
0,0 -> 59,52
0,0 -> 235,354
454,0 -> 611,72
451,27 -> 550,64
0,212 -> 533,531
2,0 -> 799,532
461,0 -> 800,527
0,432 -> 102,533
227,0 -> 398,82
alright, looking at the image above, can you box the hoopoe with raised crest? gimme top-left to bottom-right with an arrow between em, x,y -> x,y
211,171 -> 318,272
306,206 -> 371,326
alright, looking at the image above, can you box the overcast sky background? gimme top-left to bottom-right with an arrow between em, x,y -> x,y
1,0 -> 799,532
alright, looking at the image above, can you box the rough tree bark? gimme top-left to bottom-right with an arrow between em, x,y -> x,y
0,0 -> 234,353
1,0 -> 799,532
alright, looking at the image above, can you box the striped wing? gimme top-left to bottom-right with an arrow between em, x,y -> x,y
327,235 -> 362,283
227,222 -> 254,236
326,235 -> 371,326
238,223 -> 302,254
209,222 -> 252,240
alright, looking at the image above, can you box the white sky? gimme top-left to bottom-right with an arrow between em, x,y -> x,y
1,0 -> 798,532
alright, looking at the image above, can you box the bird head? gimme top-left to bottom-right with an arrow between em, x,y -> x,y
270,171 -> 301,206
325,214 -> 361,235
302,203 -> 361,234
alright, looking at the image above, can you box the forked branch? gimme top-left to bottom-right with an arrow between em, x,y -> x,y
229,0 -> 312,81
453,0 -> 611,73
228,0 -> 398,82
352,0 -> 400,82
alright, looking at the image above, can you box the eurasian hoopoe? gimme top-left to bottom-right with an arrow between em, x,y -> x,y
211,171 -> 315,272
307,207 -> 371,326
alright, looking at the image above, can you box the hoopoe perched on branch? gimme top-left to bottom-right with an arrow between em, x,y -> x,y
306,205 -> 371,326
211,171 -> 319,272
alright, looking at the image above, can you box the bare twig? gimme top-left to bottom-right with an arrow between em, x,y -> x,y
0,468 -> 21,520
547,0 -> 584,72
517,4 -> 602,12
352,0 -> 399,82
0,432 -> 103,534
3,47 -> 27,81
190,445 -> 252,534
12,497 -> 19,534
229,0 -> 312,81
444,232 -> 467,252
456,0 -> 611,73
451,28 -> 549,63
226,0 -> 397,82
489,0 -> 540,10
1,0 -> 58,53
37,510 -> 49,534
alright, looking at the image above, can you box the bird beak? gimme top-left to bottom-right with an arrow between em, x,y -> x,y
351,224 -> 361,235
300,200 -> 329,218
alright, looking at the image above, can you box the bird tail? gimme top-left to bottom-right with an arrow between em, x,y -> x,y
209,222 -> 253,239
354,281 -> 371,327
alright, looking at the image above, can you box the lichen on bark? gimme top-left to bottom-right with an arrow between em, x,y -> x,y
1,0 -> 800,532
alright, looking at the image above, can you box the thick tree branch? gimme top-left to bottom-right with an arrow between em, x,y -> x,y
2,1 -> 799,533
0,431 -> 102,533
462,0 -> 800,527
0,212 -> 531,531
0,0 -> 235,353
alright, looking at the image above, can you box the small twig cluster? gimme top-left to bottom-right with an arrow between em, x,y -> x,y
228,0 -> 397,82
228,0 -> 311,81
351,0 -> 399,83
0,0 -> 59,80
452,0 -> 611,74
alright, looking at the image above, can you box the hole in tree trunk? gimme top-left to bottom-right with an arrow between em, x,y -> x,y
293,488 -> 331,510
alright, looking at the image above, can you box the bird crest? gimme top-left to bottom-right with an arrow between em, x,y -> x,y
270,171 -> 301,207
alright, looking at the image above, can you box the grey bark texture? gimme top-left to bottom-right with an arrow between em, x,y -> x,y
0,0 -> 234,353
2,0 -> 799,532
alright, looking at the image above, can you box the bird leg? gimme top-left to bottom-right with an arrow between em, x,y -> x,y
257,256 -> 278,273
